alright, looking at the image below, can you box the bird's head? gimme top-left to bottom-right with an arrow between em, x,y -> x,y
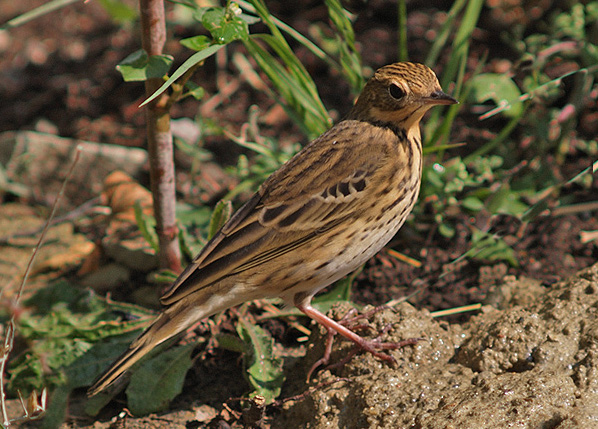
349,62 -> 458,130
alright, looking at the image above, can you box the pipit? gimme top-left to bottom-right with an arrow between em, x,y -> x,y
88,61 -> 457,396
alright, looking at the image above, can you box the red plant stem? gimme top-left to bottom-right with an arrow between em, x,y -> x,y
139,0 -> 181,272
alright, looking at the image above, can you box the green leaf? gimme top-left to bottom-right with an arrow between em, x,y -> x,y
177,202 -> 214,256
85,392 -> 115,418
40,385 -> 70,429
236,317 -> 285,403
438,223 -> 456,238
116,49 -> 173,82
486,185 -> 529,216
462,196 -> 484,212
176,202 -> 213,227
68,331 -> 144,389
8,281 -> 152,395
468,73 -> 523,118
202,6 -> 250,44
468,229 -> 518,266
97,0 -> 137,23
134,201 -> 159,252
141,44 -> 224,107
215,332 -> 247,354
208,200 -> 233,240
24,280 -> 97,313
126,343 -> 197,415
81,331 -> 153,416
7,280 -> 157,425
37,330 -> 143,421
185,81 -> 205,100
180,35 -> 212,51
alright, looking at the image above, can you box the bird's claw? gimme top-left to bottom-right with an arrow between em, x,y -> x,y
306,308 -> 421,381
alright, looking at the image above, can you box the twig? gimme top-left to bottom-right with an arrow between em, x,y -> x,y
431,303 -> 482,318
551,201 -> 598,217
272,377 -> 351,406
0,146 -> 83,426
580,230 -> 598,244
385,248 -> 422,267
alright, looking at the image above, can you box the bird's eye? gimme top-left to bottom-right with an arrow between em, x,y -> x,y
389,83 -> 405,100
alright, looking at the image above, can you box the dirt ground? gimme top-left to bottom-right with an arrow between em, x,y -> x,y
1,0 -> 597,428
276,263 -> 598,428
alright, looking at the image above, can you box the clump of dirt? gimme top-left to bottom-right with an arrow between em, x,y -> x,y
275,262 -> 598,428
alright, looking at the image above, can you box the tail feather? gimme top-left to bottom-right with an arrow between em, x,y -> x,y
88,301 -> 203,396
87,334 -> 154,396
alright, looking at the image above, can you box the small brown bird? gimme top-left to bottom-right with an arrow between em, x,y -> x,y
88,62 -> 457,396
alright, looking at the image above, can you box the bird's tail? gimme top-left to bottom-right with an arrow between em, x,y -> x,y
87,301 -> 203,396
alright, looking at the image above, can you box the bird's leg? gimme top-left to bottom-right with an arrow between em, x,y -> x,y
306,325 -> 338,382
306,308 -> 370,381
296,297 -> 421,380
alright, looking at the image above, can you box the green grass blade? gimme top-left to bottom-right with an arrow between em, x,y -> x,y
398,0 -> 408,61
0,0 -> 79,29
425,0 -> 467,66
140,44 -> 224,107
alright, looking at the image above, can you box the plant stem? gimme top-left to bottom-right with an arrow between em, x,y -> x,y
139,0 -> 181,272
397,0 -> 407,61
1,147 -> 82,426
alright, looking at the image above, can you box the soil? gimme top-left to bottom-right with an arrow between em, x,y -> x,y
277,263 -> 598,428
1,0 -> 597,428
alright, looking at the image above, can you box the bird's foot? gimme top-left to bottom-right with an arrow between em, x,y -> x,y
303,305 -> 421,381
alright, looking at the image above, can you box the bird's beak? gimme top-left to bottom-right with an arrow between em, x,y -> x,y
424,90 -> 459,105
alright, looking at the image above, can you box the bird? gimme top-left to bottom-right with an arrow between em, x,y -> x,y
88,61 -> 458,396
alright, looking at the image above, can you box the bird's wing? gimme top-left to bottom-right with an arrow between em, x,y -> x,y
161,122 -> 391,305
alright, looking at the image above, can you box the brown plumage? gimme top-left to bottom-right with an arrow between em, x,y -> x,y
88,62 -> 457,396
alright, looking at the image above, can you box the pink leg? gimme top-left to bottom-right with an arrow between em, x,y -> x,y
296,297 -> 420,379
